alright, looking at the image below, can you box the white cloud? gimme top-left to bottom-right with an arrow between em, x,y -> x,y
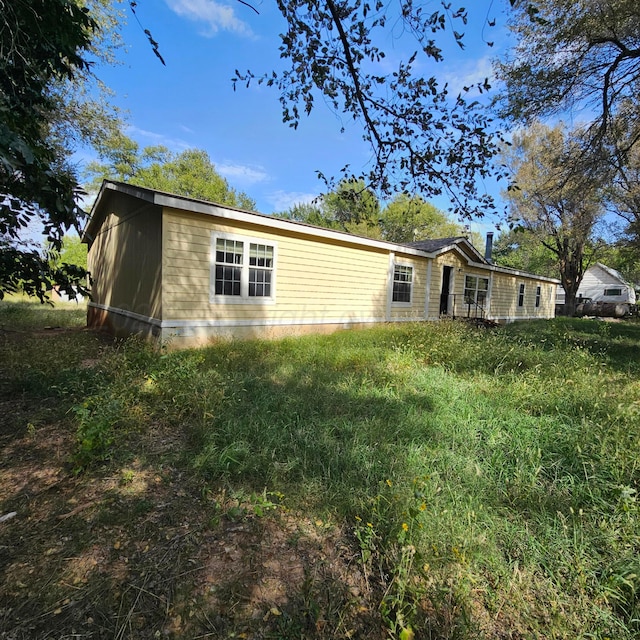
216,162 -> 269,185
443,55 -> 495,97
265,190 -> 319,212
165,0 -> 252,37
126,125 -> 190,150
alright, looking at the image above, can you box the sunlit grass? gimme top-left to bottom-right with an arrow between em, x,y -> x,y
0,294 -> 87,330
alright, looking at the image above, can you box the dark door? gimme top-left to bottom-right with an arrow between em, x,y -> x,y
440,266 -> 452,315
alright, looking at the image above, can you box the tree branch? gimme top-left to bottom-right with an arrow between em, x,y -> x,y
324,0 -> 384,154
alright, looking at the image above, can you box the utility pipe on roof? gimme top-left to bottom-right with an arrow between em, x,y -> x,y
484,232 -> 494,264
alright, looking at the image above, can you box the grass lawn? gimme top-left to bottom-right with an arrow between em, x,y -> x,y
1,299 -> 640,639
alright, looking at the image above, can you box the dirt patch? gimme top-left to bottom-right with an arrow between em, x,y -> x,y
0,418 -> 382,640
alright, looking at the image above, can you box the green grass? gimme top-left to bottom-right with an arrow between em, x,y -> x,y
0,294 -> 87,330
2,300 -> 640,638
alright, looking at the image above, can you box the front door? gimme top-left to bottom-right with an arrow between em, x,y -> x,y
440,266 -> 452,315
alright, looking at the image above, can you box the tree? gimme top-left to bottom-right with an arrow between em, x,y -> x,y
492,227 -> 561,279
235,1 -> 504,218
276,202 -> 338,229
322,179 -> 381,236
56,235 -> 88,271
496,0 -> 640,148
49,0 -> 126,162
274,179 -> 382,237
604,109 -> 640,247
275,182 -> 474,245
597,242 -> 640,285
0,0 -> 97,301
379,194 -> 467,244
86,133 -> 257,210
502,123 -> 607,315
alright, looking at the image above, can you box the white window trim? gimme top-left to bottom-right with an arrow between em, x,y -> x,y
391,261 -> 414,307
518,282 -> 526,307
210,231 -> 278,304
463,273 -> 490,305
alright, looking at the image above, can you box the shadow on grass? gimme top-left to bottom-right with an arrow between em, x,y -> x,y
3,315 -> 640,639
185,337 -> 439,513
0,439 -> 383,639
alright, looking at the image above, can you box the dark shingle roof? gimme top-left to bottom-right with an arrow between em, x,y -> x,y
404,237 -> 467,252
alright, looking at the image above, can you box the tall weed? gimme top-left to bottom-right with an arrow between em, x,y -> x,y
11,305 -> 635,638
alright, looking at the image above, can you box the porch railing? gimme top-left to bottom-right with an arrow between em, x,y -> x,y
445,294 -> 486,320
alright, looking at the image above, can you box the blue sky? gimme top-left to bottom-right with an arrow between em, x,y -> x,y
86,0 -> 514,231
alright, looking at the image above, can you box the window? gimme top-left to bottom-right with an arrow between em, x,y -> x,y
604,288 -> 623,297
248,243 -> 274,297
535,285 -> 541,308
392,264 -> 413,303
212,234 -> 276,302
215,238 -> 243,296
463,275 -> 489,306
518,283 -> 525,307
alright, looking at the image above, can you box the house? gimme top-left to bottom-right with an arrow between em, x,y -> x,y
556,263 -> 637,308
82,181 -> 559,348
50,286 -> 85,304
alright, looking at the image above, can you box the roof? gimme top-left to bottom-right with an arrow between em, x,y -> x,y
592,262 -> 632,286
406,237 -> 467,252
84,180 -> 427,259
406,236 -> 487,264
84,180 -> 560,284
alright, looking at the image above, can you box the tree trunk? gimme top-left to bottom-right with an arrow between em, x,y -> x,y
559,248 -> 585,317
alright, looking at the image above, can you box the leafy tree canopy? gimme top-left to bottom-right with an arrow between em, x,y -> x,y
597,242 -> 640,285
502,122 -> 607,314
86,132 -> 257,211
275,179 -> 382,237
0,0 -> 99,301
276,180 -> 473,244
603,107 -> 640,248
380,194 -> 469,245
495,0 -> 640,148
52,235 -> 88,271
492,227 -> 560,279
235,0 -> 504,218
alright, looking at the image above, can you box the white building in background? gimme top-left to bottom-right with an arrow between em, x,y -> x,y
556,263 -> 636,305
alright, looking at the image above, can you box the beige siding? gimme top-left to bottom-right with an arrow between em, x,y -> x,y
427,250 -> 556,321
453,265 -> 493,319
162,209 -> 392,325
87,193 -> 162,322
389,253 -> 429,320
489,272 -> 556,321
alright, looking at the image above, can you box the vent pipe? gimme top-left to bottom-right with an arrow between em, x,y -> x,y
484,232 -> 494,263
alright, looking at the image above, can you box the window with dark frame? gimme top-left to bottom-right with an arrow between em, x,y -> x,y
518,283 -> 525,307
535,285 -> 541,308
604,288 -> 623,297
392,264 -> 413,303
